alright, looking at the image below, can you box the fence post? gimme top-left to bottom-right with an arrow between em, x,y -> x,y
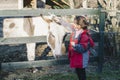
97,10 -> 105,73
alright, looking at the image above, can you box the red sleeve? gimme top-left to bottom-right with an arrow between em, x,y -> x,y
79,33 -> 95,49
80,34 -> 89,49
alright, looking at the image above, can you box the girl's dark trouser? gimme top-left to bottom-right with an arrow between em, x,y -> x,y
75,68 -> 86,80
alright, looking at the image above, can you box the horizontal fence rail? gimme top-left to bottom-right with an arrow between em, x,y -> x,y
101,9 -> 120,13
0,35 -> 70,45
1,57 -> 69,71
0,9 -> 100,17
1,56 -> 98,71
0,36 -> 47,45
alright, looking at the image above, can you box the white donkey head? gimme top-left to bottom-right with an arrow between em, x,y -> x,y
40,13 -> 69,59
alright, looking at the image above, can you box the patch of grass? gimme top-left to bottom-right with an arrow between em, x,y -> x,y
37,71 -> 120,80
38,73 -> 77,80
37,73 -> 100,80
1,70 -> 120,80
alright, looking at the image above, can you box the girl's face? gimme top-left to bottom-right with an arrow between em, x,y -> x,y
74,19 -> 82,30
76,24 -> 81,30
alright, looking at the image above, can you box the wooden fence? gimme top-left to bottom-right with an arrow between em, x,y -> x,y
0,8 -> 105,73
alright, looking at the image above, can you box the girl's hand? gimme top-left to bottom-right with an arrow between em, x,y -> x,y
71,42 -> 75,46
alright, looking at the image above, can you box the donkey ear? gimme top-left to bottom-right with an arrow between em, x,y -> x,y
40,15 -> 53,23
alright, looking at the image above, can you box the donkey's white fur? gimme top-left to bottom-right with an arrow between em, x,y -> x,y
3,16 -> 69,60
